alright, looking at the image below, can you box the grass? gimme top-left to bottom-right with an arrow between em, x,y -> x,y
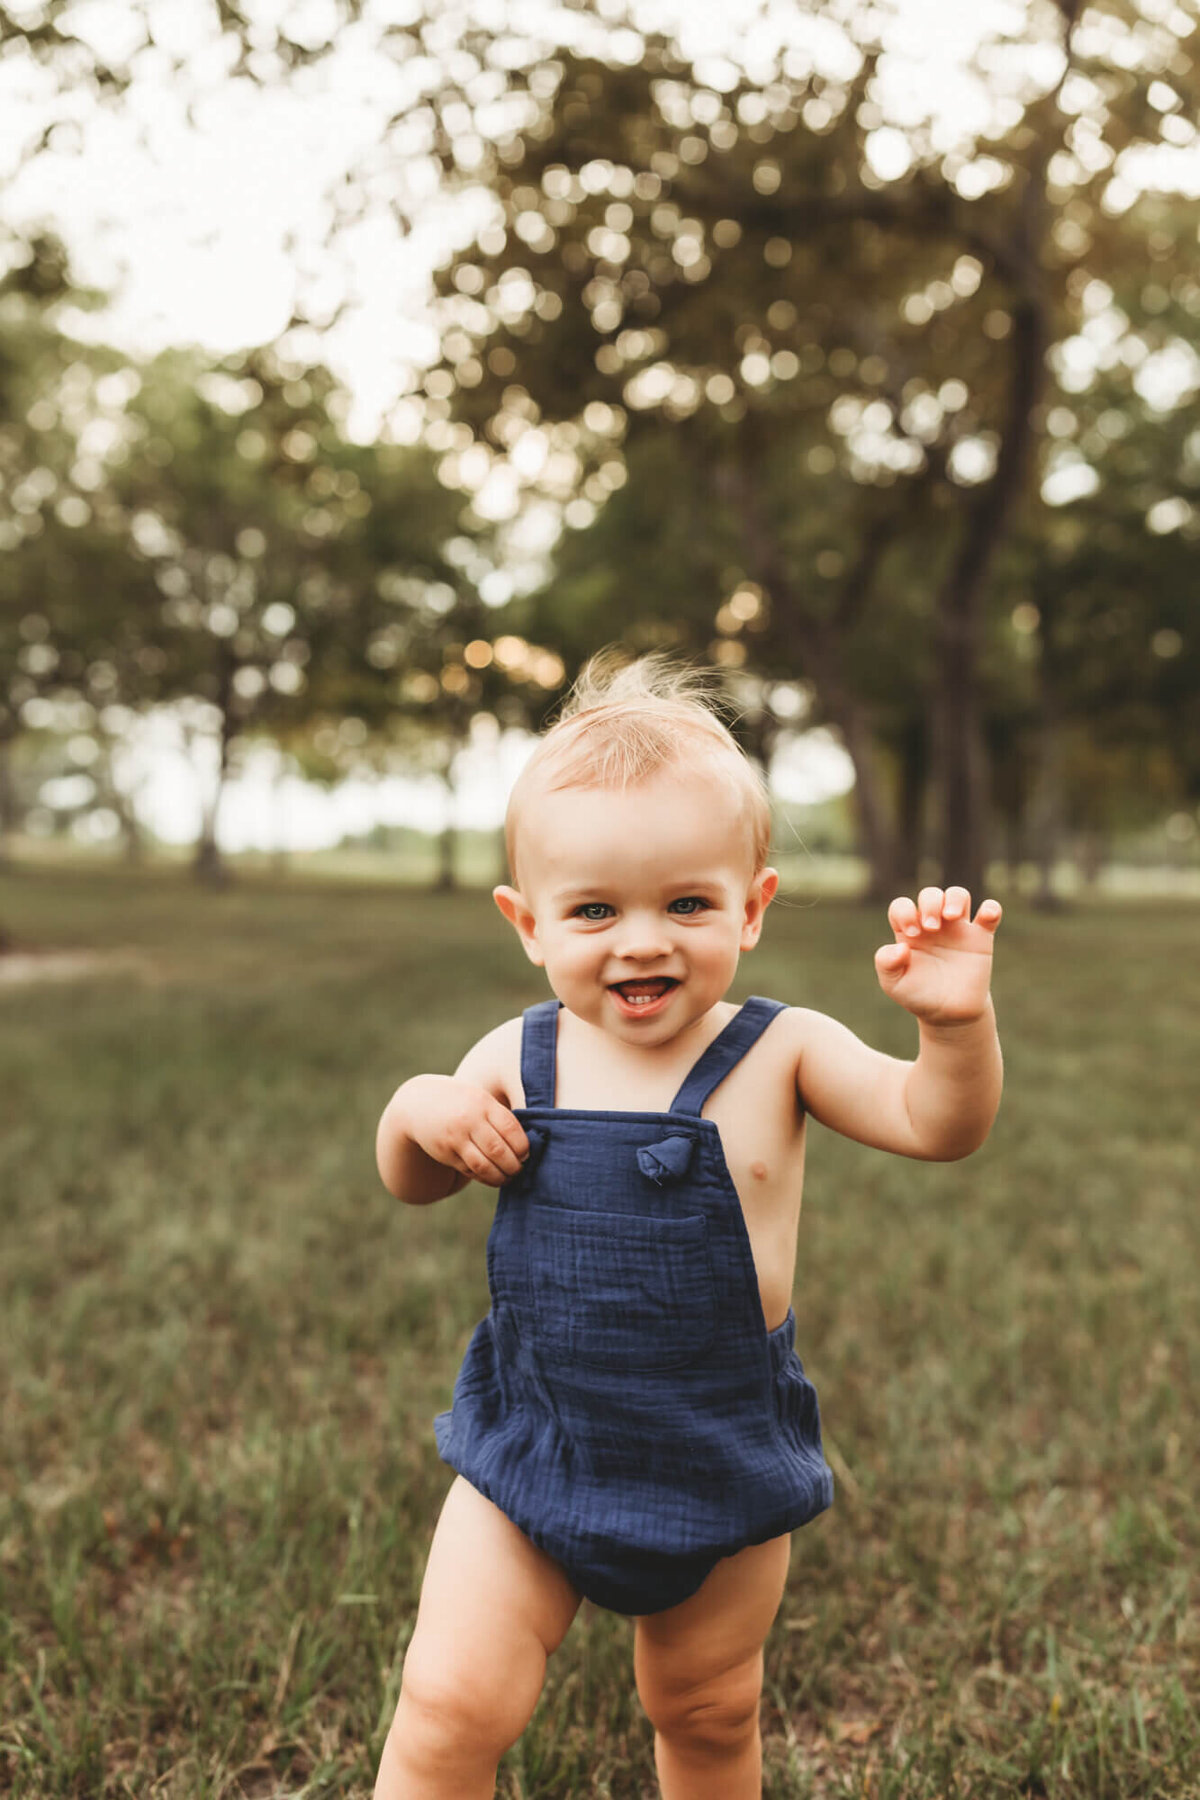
1,860 -> 1197,1798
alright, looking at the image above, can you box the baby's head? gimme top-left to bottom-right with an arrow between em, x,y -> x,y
493,649 -> 779,1040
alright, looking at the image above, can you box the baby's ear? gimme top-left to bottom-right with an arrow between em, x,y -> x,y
493,886 -> 544,965
741,866 -> 779,949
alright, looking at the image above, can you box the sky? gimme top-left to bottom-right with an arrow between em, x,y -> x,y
2,0 -> 1196,849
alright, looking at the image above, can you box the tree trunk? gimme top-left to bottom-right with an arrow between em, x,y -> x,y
931,287 -> 1047,898
270,755 -> 290,879
435,814 -> 456,892
715,449 -> 905,903
1005,807 -> 1026,885
434,733 -> 460,893
93,736 -> 145,867
118,795 -> 144,866
193,647 -> 236,888
0,728 -> 19,874
0,727 -> 15,950
1075,829 -> 1106,886
1031,740 -> 1067,910
1029,609 -> 1069,912
931,610 -> 989,897
988,730 -> 1028,892
893,718 -> 927,893
194,822 -> 228,886
810,654 -> 906,902
931,2 -> 1082,896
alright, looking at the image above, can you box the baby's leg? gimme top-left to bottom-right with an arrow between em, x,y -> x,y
633,1532 -> 792,1800
374,1475 -> 583,1800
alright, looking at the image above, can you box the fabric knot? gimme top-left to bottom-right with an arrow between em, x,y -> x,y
511,1124 -> 549,1187
635,1133 -> 696,1185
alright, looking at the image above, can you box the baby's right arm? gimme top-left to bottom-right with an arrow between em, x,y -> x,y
375,1019 -> 530,1205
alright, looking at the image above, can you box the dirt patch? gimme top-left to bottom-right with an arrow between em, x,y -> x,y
0,949 -> 151,986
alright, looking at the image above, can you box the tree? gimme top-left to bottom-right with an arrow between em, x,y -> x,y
375,0 -> 1200,897
0,228 -> 158,888
110,342 -> 501,883
0,0 -> 366,913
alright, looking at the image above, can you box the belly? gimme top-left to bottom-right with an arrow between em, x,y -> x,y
743,1206 -> 803,1333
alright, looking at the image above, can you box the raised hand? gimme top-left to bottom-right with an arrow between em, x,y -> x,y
874,886 -> 1002,1025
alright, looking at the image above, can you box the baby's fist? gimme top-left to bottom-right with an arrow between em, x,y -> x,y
407,1074 -> 530,1188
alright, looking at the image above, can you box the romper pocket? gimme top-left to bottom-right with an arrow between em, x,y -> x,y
528,1204 -> 716,1372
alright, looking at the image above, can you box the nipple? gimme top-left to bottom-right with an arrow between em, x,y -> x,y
751,1161 -> 768,1181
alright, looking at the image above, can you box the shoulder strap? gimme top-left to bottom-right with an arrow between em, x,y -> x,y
669,996 -> 788,1117
519,998 -> 561,1109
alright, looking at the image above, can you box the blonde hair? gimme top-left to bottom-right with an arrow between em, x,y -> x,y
505,647 -> 772,888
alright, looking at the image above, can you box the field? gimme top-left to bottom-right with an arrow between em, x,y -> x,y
1,862 -> 1197,1798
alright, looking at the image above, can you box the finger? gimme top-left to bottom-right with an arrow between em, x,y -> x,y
943,885 -> 971,921
888,895 -> 921,939
474,1123 -> 521,1180
916,886 -> 945,929
476,1121 -> 525,1178
875,941 -> 909,976
974,898 -> 1003,932
487,1106 -> 530,1166
460,1141 -> 507,1187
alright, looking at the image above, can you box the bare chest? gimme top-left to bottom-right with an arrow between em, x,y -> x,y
703,1064 -> 808,1333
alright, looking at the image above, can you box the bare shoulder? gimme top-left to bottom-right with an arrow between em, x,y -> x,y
453,1014 -> 526,1108
764,1003 -> 861,1091
761,1002 -> 822,1061
773,1003 -> 860,1046
727,1000 -> 807,1097
775,1004 -> 844,1040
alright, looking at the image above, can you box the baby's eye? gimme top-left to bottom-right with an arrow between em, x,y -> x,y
574,902 -> 613,921
669,897 -> 712,916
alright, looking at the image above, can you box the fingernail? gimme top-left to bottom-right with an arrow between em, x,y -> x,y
906,926 -> 920,937
923,916 -> 937,928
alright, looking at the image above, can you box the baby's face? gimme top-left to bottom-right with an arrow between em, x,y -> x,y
494,765 -> 777,1047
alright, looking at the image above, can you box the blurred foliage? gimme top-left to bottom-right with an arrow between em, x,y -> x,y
0,0 -> 1198,902
0,231 -> 563,884
401,0 -> 1200,893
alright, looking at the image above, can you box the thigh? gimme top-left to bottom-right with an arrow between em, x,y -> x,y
402,1475 -> 584,1719
633,1533 -> 792,1713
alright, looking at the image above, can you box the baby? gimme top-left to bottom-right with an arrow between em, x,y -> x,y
373,651 -> 1003,1800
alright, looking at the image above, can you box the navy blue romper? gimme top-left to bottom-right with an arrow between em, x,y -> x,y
434,995 -> 834,1616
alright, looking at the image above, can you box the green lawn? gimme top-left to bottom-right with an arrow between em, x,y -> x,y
1,863 -> 1197,1798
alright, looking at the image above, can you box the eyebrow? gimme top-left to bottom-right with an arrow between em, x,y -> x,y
553,879 -> 730,902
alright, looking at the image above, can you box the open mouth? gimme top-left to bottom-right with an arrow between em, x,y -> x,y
608,977 -> 679,1016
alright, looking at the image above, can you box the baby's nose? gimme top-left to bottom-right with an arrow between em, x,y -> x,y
614,914 -> 673,956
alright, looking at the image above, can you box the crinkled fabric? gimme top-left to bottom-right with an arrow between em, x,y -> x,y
433,995 -> 834,1616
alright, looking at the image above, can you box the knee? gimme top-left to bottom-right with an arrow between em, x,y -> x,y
397,1641 -> 543,1762
639,1652 -> 764,1753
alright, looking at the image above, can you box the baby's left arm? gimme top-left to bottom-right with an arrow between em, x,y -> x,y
792,885 -> 1003,1162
